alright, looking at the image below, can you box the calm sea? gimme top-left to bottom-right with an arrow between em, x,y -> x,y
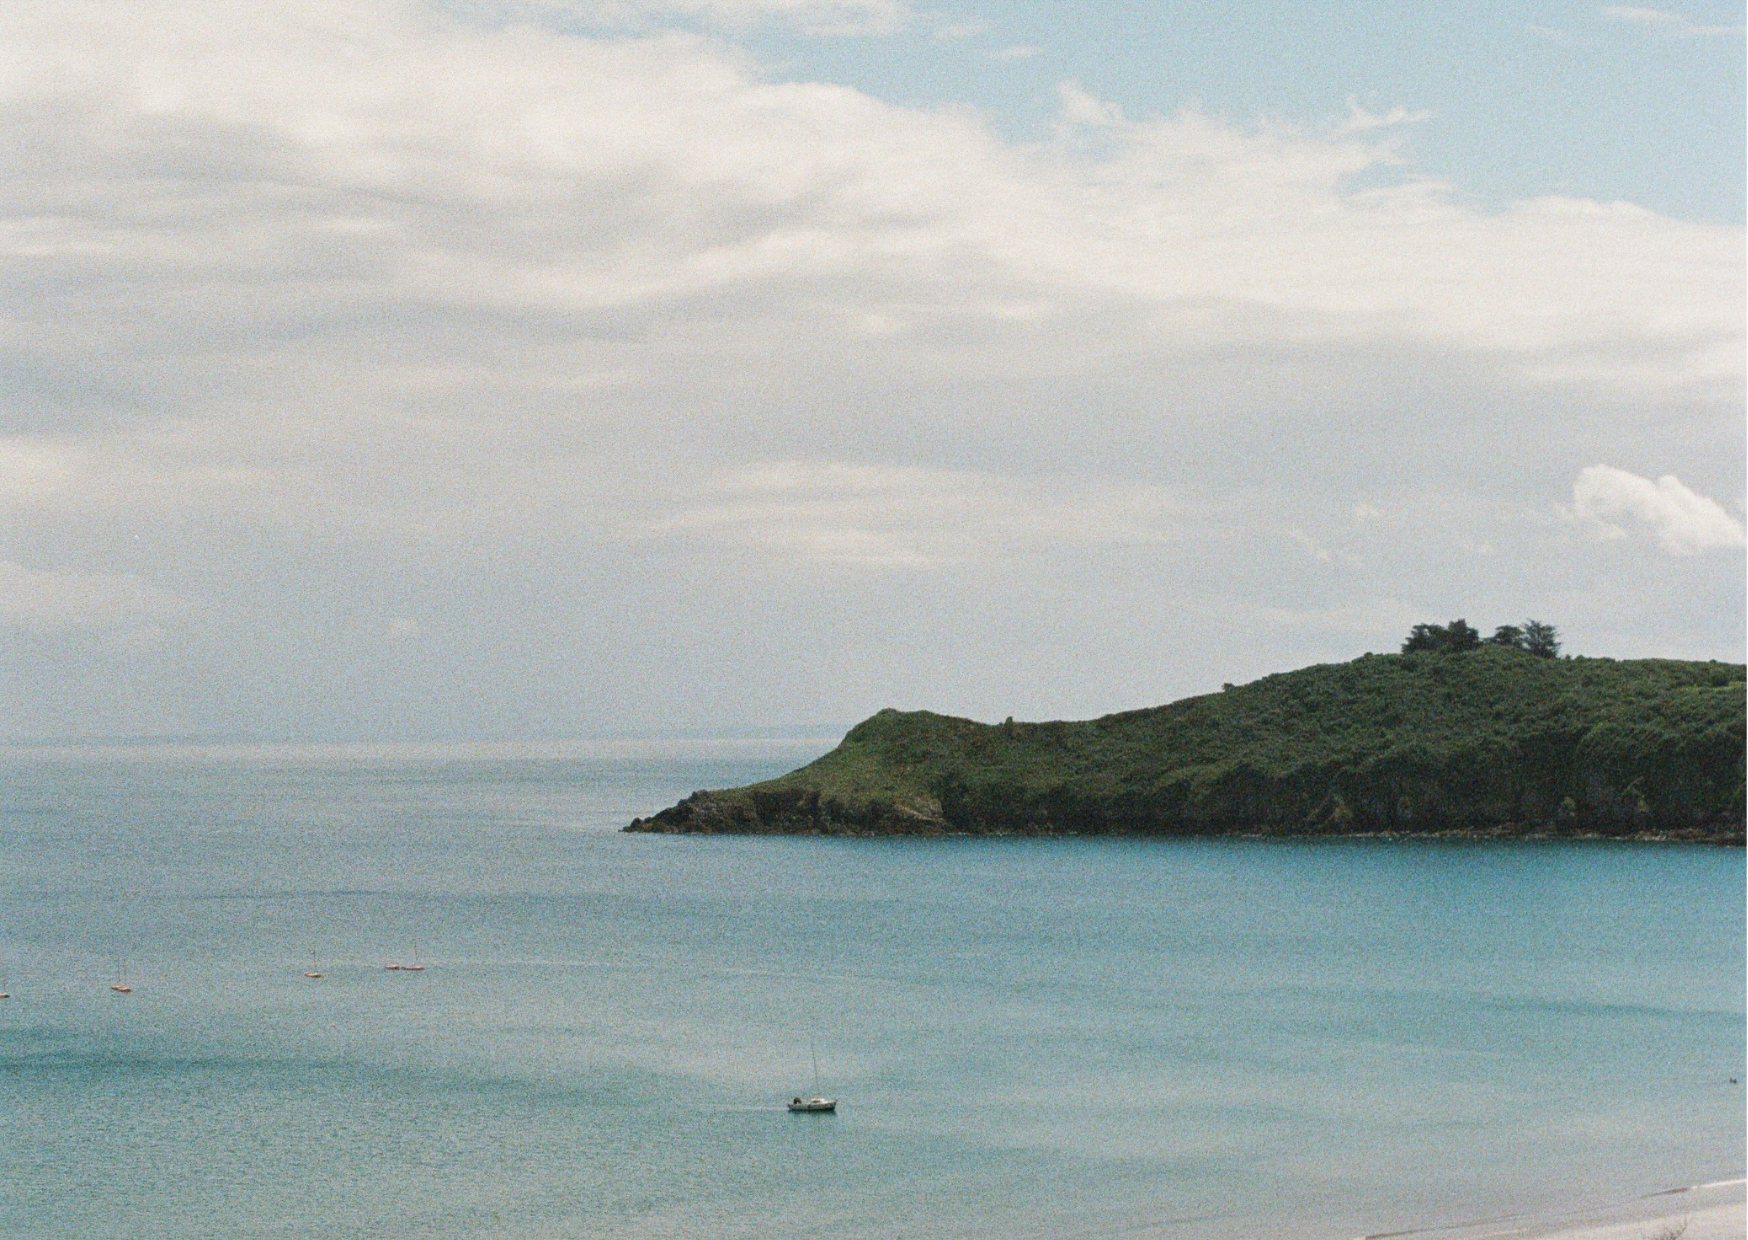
0,742 -> 1741,1240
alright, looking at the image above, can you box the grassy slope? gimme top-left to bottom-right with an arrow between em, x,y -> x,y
627,649 -> 1746,840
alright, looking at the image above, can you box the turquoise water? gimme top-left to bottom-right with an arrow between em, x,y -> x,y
1,742 -> 1742,1240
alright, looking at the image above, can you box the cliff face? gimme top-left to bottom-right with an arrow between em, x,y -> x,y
626,651 -> 1746,842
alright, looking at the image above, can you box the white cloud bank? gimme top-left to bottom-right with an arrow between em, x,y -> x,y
460,0 -> 909,34
1601,6 -> 1743,36
652,460 -> 1182,566
0,0 -> 1736,423
0,0 -> 1734,535
0,560 -> 187,630
1573,465 -> 1746,554
0,0 -> 1739,737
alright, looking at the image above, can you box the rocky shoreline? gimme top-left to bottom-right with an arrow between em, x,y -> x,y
626,788 -> 1744,844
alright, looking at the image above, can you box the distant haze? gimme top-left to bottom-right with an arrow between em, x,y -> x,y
1,0 -> 1742,742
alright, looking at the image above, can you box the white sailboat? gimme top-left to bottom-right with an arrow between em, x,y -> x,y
304,952 -> 324,979
110,962 -> 132,994
788,1042 -> 837,1113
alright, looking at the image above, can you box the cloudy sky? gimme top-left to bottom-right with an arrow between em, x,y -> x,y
1,0 -> 1742,741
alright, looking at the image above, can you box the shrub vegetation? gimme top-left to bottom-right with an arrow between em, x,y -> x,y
628,633 -> 1744,842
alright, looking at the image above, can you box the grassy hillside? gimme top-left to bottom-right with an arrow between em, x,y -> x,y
626,649 -> 1745,841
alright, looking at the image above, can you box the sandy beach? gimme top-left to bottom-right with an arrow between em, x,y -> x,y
1352,1179 -> 1747,1240
1531,1180 -> 1746,1240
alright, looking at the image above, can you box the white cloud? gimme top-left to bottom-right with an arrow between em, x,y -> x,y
1600,5 -> 1743,35
1253,598 -> 1427,636
0,0 -> 1738,737
1526,22 -> 1586,44
987,43 -> 1040,60
1287,529 -> 1332,562
0,4 -> 1735,542
0,440 -> 79,503
649,460 -> 1183,566
1338,99 -> 1433,134
1055,80 -> 1126,127
0,560 -> 187,630
0,5 -> 1733,539
1604,5 -> 1686,23
1572,465 -> 1745,554
929,18 -> 985,40
0,2 -> 1733,437
462,0 -> 910,35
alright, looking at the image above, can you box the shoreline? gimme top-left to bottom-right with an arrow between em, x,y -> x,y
1353,1179 -> 1747,1240
627,820 -> 1747,845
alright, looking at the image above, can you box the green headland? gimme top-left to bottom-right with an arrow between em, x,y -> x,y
627,642 -> 1745,842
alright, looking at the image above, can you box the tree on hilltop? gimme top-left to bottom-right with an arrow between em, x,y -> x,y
1488,624 -> 1525,648
1521,619 -> 1560,658
1402,619 -> 1482,653
1405,618 -> 1560,657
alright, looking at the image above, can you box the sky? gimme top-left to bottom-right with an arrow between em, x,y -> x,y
0,0 -> 1743,742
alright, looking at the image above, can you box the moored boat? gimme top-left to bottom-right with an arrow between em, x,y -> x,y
788,1042 -> 836,1112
